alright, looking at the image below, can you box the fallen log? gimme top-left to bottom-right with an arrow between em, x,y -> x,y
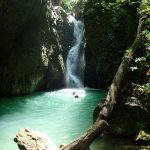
60,120 -> 108,150
14,15 -> 146,150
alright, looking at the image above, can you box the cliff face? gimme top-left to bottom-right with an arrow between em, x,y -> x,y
84,0 -> 138,88
0,0 -> 73,96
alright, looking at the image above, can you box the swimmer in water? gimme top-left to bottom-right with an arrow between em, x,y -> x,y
72,92 -> 79,98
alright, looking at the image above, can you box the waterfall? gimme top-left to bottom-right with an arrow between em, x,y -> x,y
66,15 -> 85,88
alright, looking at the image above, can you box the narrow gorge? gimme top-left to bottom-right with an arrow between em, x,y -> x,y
0,0 -> 150,150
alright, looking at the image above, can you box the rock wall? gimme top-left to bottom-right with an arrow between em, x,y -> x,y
0,0 -> 73,96
84,0 -> 139,88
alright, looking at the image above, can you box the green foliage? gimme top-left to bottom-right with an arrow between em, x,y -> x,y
130,0 -> 150,85
138,0 -> 150,15
135,130 -> 150,142
62,0 -> 76,11
62,0 -> 87,12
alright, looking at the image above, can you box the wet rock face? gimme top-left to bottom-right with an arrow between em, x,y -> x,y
0,0 -> 73,96
39,4 -> 74,91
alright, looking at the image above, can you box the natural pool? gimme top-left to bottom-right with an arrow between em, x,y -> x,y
0,88 -> 133,150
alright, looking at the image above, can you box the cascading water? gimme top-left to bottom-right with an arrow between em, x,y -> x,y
66,15 -> 85,88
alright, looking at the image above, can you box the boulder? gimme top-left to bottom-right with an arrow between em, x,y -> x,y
14,128 -> 59,150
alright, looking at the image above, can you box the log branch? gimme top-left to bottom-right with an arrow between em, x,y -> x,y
61,120 -> 108,150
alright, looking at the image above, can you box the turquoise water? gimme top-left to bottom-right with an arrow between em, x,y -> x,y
0,88 -> 134,150
0,88 -> 106,150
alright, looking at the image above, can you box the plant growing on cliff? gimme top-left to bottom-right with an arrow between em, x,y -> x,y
129,0 -> 150,85
62,0 -> 86,12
